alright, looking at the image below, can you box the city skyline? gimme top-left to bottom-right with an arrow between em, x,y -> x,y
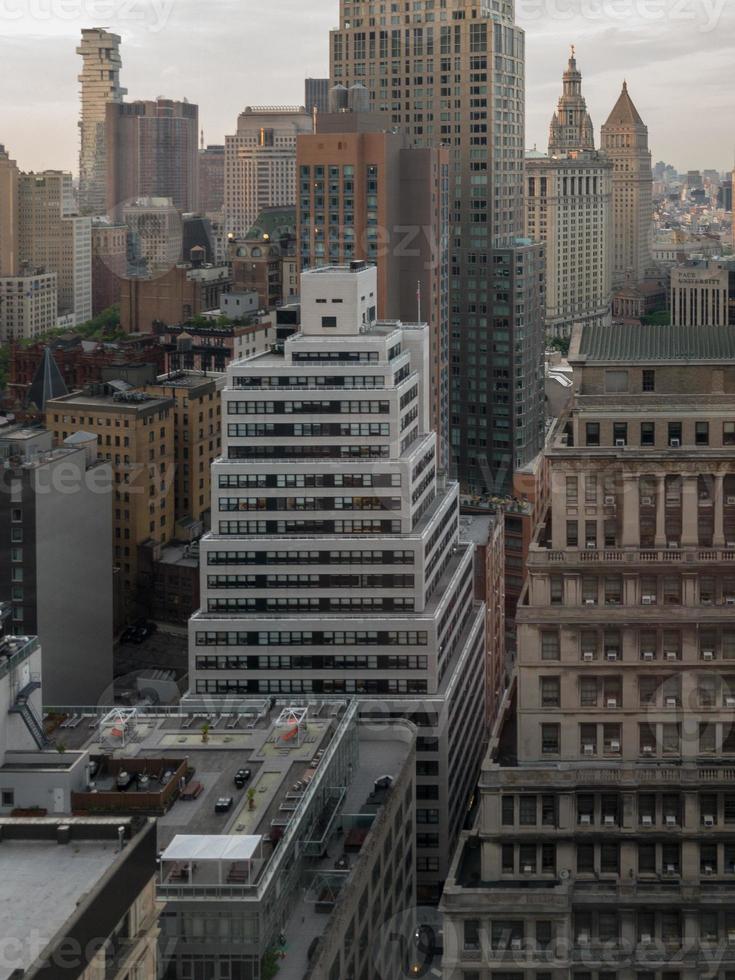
0,0 -> 732,174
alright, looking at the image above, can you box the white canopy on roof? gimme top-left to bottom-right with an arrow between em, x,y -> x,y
162,834 -> 262,863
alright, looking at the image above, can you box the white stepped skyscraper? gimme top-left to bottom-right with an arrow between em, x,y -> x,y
188,262 -> 487,901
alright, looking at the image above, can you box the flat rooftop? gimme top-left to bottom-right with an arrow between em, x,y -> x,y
0,838 -> 121,979
149,370 -> 224,390
277,732 -> 412,980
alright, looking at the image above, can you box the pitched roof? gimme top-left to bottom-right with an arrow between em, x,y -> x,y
604,81 -> 644,127
26,347 -> 68,410
576,324 -> 735,362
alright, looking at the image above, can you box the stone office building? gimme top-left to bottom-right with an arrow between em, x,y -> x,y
442,322 -> 735,980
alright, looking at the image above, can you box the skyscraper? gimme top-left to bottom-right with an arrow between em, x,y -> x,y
188,263 -> 487,901
525,51 -> 613,338
77,28 -> 126,216
106,98 -> 199,213
442,322 -> 735,976
0,144 -> 19,277
297,109 -> 450,467
224,107 -> 312,239
330,0 -> 545,493
18,171 -> 92,326
198,143 -> 225,214
548,46 -> 595,155
304,76 -> 330,115
600,81 -> 654,288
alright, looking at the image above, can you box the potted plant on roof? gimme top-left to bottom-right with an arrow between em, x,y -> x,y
247,786 -> 256,811
200,722 -> 210,744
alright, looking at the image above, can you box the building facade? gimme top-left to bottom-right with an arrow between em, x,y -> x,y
600,82 -> 653,289
198,143 -> 225,214
442,322 -> 735,979
0,271 -> 57,343
0,426 -> 113,704
106,99 -> 199,213
91,218 -> 127,314
77,28 -> 126,216
0,144 -> 18,277
187,264 -> 487,901
17,171 -> 92,326
671,260 -> 735,327
119,255 -> 231,334
330,0 -> 546,493
525,52 -> 613,339
46,384 -> 176,618
224,107 -> 312,239
297,110 -> 451,467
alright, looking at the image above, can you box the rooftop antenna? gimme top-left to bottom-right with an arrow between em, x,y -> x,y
312,106 -> 318,133
200,128 -> 204,150
416,280 -> 421,323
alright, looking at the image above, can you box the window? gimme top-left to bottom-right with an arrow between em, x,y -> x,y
577,844 -> 594,873
613,422 -> 627,445
541,724 -> 560,754
463,920 -> 480,951
566,521 -> 578,547
519,796 -> 537,825
586,422 -> 600,446
541,676 -> 560,707
668,422 -> 682,446
501,796 -> 514,826
566,475 -> 578,507
605,370 -> 629,393
638,842 -> 656,874
0,789 -> 13,807
696,421 -> 709,446
580,723 -> 597,755
321,316 -> 337,328
601,843 -> 619,874
642,369 -> 655,392
550,575 -> 563,605
724,422 -> 735,446
541,632 -> 560,661
641,421 -> 655,446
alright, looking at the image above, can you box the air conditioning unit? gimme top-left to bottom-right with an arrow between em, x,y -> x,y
665,650 -> 678,661
523,864 -> 533,873
606,648 -> 619,658
578,933 -> 590,946
665,863 -> 677,874
615,438 -> 625,447
603,814 -> 615,826
604,495 -> 616,505
728,929 -> 735,942
642,650 -> 655,661
642,744 -> 654,755
586,540 -> 597,549
579,813 -> 592,825
583,650 -> 594,661
641,495 -> 653,506
727,697 -> 735,708
727,541 -> 735,549
585,598 -> 597,605
667,541 -> 678,549
665,697 -> 678,708
641,814 -> 653,826
583,743 -> 595,756
703,864 -> 714,875
510,938 -> 522,950
702,649 -> 714,661
606,650 -> 618,661
704,815 -> 715,827
670,438 -> 681,447
727,496 -> 735,505
641,932 -> 653,944
642,595 -> 654,605
610,740 -> 620,752
607,698 -> 618,708
726,597 -> 735,606
665,815 -> 677,827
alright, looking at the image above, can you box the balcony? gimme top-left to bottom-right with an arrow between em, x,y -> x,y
527,544 -> 735,567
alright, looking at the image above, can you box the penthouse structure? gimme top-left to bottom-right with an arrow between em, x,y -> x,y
188,263 -> 487,901
442,322 -> 735,979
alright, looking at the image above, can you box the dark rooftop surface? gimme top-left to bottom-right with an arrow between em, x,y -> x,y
576,324 -> 735,363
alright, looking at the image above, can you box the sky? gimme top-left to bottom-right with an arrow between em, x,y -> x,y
0,0 -> 733,175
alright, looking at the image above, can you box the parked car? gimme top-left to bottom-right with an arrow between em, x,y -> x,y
214,796 -> 234,813
234,768 -> 252,788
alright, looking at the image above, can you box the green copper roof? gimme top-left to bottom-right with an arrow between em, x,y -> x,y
245,206 -> 296,241
578,324 -> 735,362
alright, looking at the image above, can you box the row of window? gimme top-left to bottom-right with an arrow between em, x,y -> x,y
217,472 -> 401,488
194,630 -> 428,647
226,399 -> 391,415
206,549 -> 414,566
208,597 -> 415,612
218,495 -> 401,513
539,721 -> 735,755
195,677 -> 428,694
218,519 -> 401,535
195,654 -> 428,671
584,419 -> 735,447
206,573 -> 414,590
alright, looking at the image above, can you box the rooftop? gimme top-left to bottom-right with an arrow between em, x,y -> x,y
0,816 -> 150,980
573,323 -> 735,363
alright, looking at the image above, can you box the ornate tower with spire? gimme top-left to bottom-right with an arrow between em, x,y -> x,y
600,80 -> 653,288
548,46 -> 595,155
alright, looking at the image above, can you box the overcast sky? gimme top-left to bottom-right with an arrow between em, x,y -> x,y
1,0 -> 732,175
